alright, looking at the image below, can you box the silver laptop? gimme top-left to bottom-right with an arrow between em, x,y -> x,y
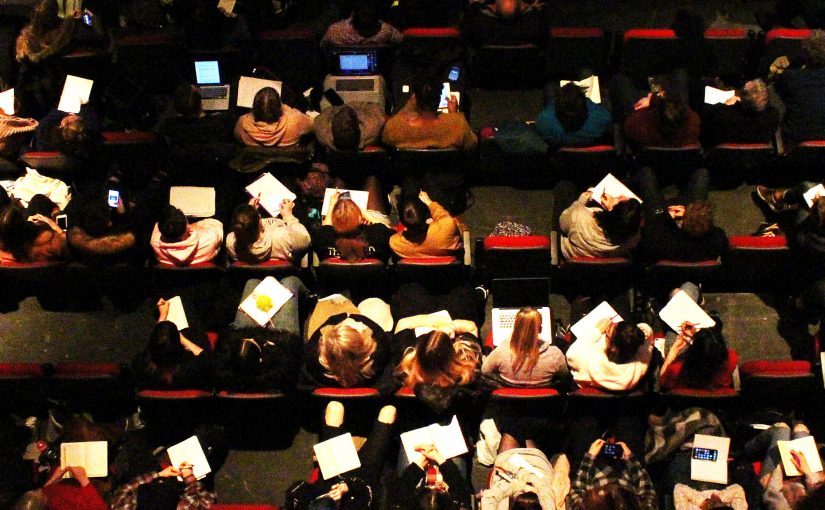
194,61 -> 230,111
491,307 -> 553,347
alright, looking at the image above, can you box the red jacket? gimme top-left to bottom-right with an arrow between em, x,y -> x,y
41,482 -> 107,510
624,98 -> 700,147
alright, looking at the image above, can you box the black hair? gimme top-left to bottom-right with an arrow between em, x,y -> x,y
594,199 -> 641,243
511,492 -> 541,510
413,74 -> 443,114
78,199 -> 113,237
26,194 -> 57,219
0,203 -> 33,261
174,84 -> 203,119
415,488 -> 459,510
148,321 -> 185,368
678,328 -> 729,389
581,483 -> 641,510
158,205 -> 187,241
606,321 -> 645,364
399,196 -> 430,244
352,0 -> 381,39
555,83 -> 588,133
331,105 -> 361,153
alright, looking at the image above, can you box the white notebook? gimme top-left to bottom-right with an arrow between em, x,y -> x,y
58,75 -> 93,114
560,75 -> 601,104
413,310 -> 452,338
0,88 -> 14,115
321,188 -> 370,217
60,441 -> 107,478
570,301 -> 621,341
803,184 -> 825,208
237,76 -> 283,108
167,436 -> 212,480
245,172 -> 297,217
690,434 -> 730,484
238,276 -> 293,327
659,290 -> 715,334
165,296 -> 189,331
777,436 -> 824,477
400,416 -> 467,464
170,187 -> 215,218
314,433 -> 361,480
704,86 -> 736,105
590,173 -> 642,207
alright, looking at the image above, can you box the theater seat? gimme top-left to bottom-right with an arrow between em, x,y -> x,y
228,259 -> 298,285
645,259 -> 723,294
256,28 -> 321,93
472,43 -> 544,89
315,257 -> 389,301
557,256 -> 634,299
741,360 -> 817,412
215,391 -> 291,448
0,363 -> 48,415
621,29 -> 679,86
546,27 -> 607,80
704,28 -> 753,80
19,152 -> 78,176
213,506 -> 280,510
0,260 -> 67,310
759,28 -> 812,76
723,235 -> 789,291
481,235 -> 552,279
781,140 -> 825,182
554,145 -> 617,188
705,142 -> 776,188
50,363 -> 132,420
137,389 -> 213,444
394,256 -> 468,289
662,387 -> 740,411
639,145 -> 703,176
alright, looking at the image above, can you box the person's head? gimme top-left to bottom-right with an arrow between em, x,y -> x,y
230,204 -> 262,262
231,337 -> 262,375
352,0 -> 381,39
26,194 -> 57,219
510,492 -> 541,510
0,204 -> 30,260
252,87 -> 283,123
555,82 -> 589,134
672,8 -> 705,40
398,330 -> 479,388
148,321 -> 185,368
413,74 -> 443,114
158,205 -> 188,242
29,0 -> 60,33
699,495 -> 733,510
580,483 -> 641,510
331,198 -> 368,262
57,114 -> 90,157
399,196 -> 431,244
678,327 -> 728,388
0,186 -> 9,210
78,199 -> 113,237
415,488 -> 459,510
509,307 -> 542,374
318,323 -> 377,387
495,0 -> 520,19
594,199 -> 641,243
174,84 -> 203,119
740,79 -> 769,113
681,200 -> 714,238
331,105 -> 361,153
656,95 -> 688,139
605,321 -> 645,364
803,29 -> 825,68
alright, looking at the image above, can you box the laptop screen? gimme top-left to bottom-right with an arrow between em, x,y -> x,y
338,53 -> 377,75
194,61 -> 221,85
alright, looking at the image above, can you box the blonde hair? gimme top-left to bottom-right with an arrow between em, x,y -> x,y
510,307 -> 542,374
332,199 -> 368,262
396,331 -> 480,388
318,323 -> 377,387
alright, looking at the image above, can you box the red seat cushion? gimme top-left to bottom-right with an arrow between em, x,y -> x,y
321,257 -> 383,265
797,140 -> 825,148
102,131 -> 157,144
764,28 -> 812,44
558,145 -> 614,153
395,386 -> 416,397
231,259 -> 292,267
652,259 -> 722,268
624,28 -> 676,41
550,27 -> 604,38
397,256 -> 458,265
137,389 -> 212,399
492,388 -> 560,398
0,363 -> 44,376
484,235 -> 551,250
728,236 -> 788,249
741,360 -> 812,377
312,387 -> 380,397
53,363 -> 120,376
704,28 -> 748,38
402,27 -> 461,37
666,387 -> 739,397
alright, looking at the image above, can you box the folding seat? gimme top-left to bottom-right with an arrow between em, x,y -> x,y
230,144 -> 312,178
101,130 -> 161,185
214,391 -> 291,448
554,145 -> 618,188
50,363 -> 133,420
213,506 -> 280,510
722,235 -> 789,291
545,27 -> 608,80
620,29 -> 680,86
393,147 -> 464,178
310,387 -> 383,433
758,28 -> 812,76
394,256 -> 469,290
112,33 -> 184,95
0,363 -> 48,415
740,360 -> 818,412
704,28 -> 755,81
19,151 -> 80,179
399,27 -> 464,61
645,259 -> 724,295
471,43 -> 544,90
556,255 -> 635,301
324,146 -> 390,186
661,385 -> 740,412
566,386 -> 650,417
487,387 -> 564,418
136,389 -> 213,445
781,140 -> 825,183
0,260 -> 67,310
255,28 -> 322,93
478,235 -> 552,282
151,261 -> 225,322
315,257 -> 389,301
639,145 -> 703,178
227,259 -> 299,286
704,142 -> 776,188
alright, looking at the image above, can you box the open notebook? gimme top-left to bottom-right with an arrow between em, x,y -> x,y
238,277 -> 293,327
569,301 -> 621,341
314,433 -> 361,480
60,441 -> 107,478
590,173 -> 642,207
400,416 -> 467,465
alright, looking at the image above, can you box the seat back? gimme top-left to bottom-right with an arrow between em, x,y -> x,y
546,27 -> 607,80
740,360 -> 818,411
704,28 -> 754,80
472,43 -> 544,89
661,387 -> 740,412
620,29 -> 679,85
0,363 -> 48,415
214,391 -> 292,448
102,131 -> 160,185
705,143 -> 776,188
255,28 -> 322,93
488,387 -> 564,417
325,146 -> 390,185
0,261 -> 67,310
759,28 -> 812,76
555,145 -> 617,188
315,258 -> 389,300
394,256 -> 467,289
19,152 -> 79,177
481,235 -> 552,281
136,389 -> 213,444
113,33 -> 184,95
227,259 -> 298,286
645,259 -> 723,294
558,256 -> 634,297
639,145 -> 703,176
50,363 -> 132,420
782,140 -> 825,181
723,236 -> 789,291
394,147 -> 464,177
567,386 -> 649,416
399,27 -> 464,64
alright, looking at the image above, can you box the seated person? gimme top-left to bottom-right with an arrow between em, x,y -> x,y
312,191 -> 393,262
34,107 -> 100,160
68,198 -> 139,263
556,185 -> 642,259
639,200 -> 728,263
393,443 -> 474,510
535,82 -> 612,147
234,87 -> 313,147
659,321 -> 737,391
110,463 -> 214,510
744,421 -> 825,509
382,74 -> 477,151
463,0 -> 547,46
131,299 -> 213,390
0,95 -> 38,159
300,294 -> 393,392
150,205 -> 223,266
285,401 -> 396,509
772,29 -> 825,147
565,318 -> 654,391
15,465 -> 106,510
314,103 -> 386,154
623,90 -> 700,148
389,191 -> 463,259
482,307 -> 569,388
569,480 -> 656,510
320,0 -> 402,48
0,202 -> 67,263
701,78 -> 779,149
673,483 -> 747,510
226,197 -> 310,264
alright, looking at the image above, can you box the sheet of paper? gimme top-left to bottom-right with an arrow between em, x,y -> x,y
167,436 -> 212,480
653,337 -> 666,358
691,434 -> 730,484
659,290 -> 716,333
217,0 -> 236,12
804,184 -> 825,208
169,186 -> 215,218
238,276 -> 294,327
320,188 -> 370,217
313,433 -> 361,480
438,82 -> 461,112
414,310 -> 452,338
704,86 -> 736,105
570,301 -> 621,341
60,441 -> 107,478
237,76 -> 283,108
165,296 -> 189,331
560,75 -> 601,104
778,435 -> 824,476
0,88 -> 14,115
245,173 -> 297,217
58,75 -> 93,114
590,173 -> 642,206
400,416 -> 467,464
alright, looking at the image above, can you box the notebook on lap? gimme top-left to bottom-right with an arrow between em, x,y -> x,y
194,61 -> 230,111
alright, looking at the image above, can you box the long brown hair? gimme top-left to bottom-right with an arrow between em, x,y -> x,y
230,204 -> 262,263
396,331 -> 480,388
510,307 -> 542,374
332,199 -> 368,262
318,323 -> 377,387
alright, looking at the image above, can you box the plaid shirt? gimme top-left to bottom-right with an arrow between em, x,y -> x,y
111,472 -> 216,510
567,453 -> 658,510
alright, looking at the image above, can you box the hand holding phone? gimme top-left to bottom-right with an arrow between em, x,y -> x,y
107,190 -> 120,208
601,443 -> 622,460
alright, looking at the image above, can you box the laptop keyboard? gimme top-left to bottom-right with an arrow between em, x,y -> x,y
200,86 -> 227,99
498,312 -> 516,329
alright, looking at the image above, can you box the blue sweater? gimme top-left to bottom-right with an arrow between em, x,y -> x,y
536,99 -> 612,146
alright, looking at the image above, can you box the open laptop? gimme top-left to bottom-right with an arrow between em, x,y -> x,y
491,307 -> 553,347
194,61 -> 230,111
335,51 -> 379,76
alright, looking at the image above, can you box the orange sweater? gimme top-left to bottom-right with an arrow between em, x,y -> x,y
382,98 -> 477,151
390,201 -> 462,258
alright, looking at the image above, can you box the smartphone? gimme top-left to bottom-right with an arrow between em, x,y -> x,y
323,88 -> 345,107
107,189 -> 120,208
692,447 -> 718,462
56,214 -> 68,230
447,64 -> 461,82
601,443 -> 622,460
82,10 -> 93,26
